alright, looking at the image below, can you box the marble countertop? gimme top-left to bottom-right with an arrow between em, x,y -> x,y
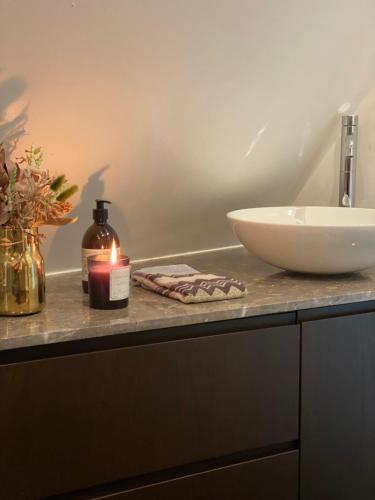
2,247 -> 375,351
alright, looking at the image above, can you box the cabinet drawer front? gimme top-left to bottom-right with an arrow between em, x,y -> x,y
0,325 -> 299,498
99,451 -> 299,500
301,313 -> 375,500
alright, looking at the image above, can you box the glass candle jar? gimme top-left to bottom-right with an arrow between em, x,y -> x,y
88,254 -> 129,310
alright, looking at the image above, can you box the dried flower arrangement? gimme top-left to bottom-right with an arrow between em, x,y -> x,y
0,145 -> 78,313
0,145 -> 78,231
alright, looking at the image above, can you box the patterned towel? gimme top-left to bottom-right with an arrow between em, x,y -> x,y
132,268 -> 247,304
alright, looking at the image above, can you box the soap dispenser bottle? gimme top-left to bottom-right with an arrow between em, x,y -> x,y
81,199 -> 120,293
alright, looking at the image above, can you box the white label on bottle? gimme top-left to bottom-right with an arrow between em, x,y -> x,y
81,248 -> 121,281
110,267 -> 129,301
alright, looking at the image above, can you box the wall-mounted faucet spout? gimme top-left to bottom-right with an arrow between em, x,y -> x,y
339,114 -> 358,207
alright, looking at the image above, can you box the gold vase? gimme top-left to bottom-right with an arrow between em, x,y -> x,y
0,227 -> 45,316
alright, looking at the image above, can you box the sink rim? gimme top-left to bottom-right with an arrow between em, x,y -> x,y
227,206 -> 375,229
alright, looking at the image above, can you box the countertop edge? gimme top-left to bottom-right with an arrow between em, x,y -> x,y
2,290 -> 375,352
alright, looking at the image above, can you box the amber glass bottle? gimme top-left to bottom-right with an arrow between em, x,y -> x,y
81,200 -> 120,293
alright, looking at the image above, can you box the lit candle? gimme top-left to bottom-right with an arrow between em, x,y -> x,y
88,240 -> 129,309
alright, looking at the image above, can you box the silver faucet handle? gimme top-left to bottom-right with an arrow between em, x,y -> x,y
342,115 -> 358,127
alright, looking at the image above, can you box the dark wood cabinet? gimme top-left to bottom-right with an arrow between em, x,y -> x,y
100,451 -> 298,500
0,324 -> 299,499
3,297 -> 375,498
301,312 -> 375,500
5,299 -> 375,499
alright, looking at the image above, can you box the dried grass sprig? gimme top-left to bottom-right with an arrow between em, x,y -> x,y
0,144 -> 78,230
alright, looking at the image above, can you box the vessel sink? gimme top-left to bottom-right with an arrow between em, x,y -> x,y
227,206 -> 375,274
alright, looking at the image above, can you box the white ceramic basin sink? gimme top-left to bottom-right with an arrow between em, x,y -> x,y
227,206 -> 375,274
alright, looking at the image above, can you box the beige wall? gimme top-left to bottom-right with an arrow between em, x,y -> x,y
2,0 -> 375,272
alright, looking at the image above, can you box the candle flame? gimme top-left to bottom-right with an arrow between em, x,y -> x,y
110,239 -> 117,265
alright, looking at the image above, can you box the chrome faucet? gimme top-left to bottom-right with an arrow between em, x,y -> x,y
339,114 -> 358,207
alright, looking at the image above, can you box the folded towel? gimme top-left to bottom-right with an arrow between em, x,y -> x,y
132,265 -> 247,304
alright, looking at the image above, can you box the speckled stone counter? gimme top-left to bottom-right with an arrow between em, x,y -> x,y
2,247 -> 375,351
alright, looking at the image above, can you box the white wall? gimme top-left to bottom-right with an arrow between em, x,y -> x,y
1,0 -> 375,272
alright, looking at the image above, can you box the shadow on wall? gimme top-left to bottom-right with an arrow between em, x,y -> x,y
0,73 -> 27,152
288,114 -> 342,205
46,165 -> 128,272
230,110 -> 350,209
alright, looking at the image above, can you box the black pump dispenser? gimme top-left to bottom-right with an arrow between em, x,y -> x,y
81,199 -> 120,293
93,199 -> 111,224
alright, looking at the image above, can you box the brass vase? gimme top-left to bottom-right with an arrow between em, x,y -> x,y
0,227 -> 45,316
